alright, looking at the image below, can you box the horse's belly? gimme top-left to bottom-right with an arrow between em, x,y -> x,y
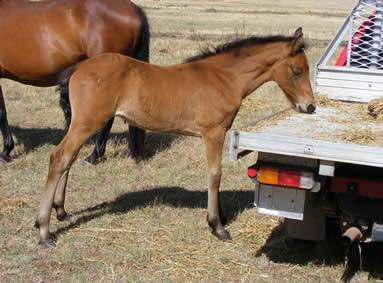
0,68 -> 59,87
115,110 -> 201,137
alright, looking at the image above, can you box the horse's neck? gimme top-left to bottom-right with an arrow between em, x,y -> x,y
215,45 -> 283,99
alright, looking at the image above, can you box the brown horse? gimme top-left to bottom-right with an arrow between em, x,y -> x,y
0,0 -> 149,164
35,28 -> 316,247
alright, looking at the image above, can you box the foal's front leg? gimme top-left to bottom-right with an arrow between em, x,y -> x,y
0,85 -> 15,163
203,128 -> 231,241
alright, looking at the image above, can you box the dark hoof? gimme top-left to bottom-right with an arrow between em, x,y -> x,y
220,215 -> 228,226
125,150 -> 144,162
40,239 -> 56,249
81,159 -> 95,167
57,213 -> 71,222
0,155 -> 11,163
212,229 -> 232,241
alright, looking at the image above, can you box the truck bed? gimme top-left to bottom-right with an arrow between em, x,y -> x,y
229,100 -> 383,168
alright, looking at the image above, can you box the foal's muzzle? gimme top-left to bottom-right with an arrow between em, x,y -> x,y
307,104 -> 316,114
298,103 -> 316,114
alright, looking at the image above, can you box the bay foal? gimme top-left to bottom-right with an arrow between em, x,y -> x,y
0,0 -> 148,164
35,28 -> 316,247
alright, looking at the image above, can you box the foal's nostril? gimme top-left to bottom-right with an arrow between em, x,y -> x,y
307,104 -> 316,114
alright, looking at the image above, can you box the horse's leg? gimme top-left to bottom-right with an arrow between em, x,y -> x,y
0,85 -> 15,163
58,82 -> 72,131
127,125 -> 146,160
52,169 -> 70,222
83,117 -> 114,165
83,114 -> 146,165
125,13 -> 149,161
35,123 -> 98,247
202,128 -> 231,241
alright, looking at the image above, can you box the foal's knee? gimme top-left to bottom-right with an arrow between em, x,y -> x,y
208,167 -> 222,185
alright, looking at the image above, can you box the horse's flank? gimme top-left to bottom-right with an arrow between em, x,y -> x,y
0,0 -> 149,164
0,0 -> 141,86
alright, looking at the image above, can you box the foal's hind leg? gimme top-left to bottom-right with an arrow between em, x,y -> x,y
52,169 -> 71,222
36,123 -> 100,247
0,85 -> 15,163
59,82 -> 116,165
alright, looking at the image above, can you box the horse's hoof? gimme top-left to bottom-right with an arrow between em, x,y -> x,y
40,239 -> 56,249
212,229 -> 232,241
0,155 -> 11,164
57,213 -> 71,222
81,160 -> 94,167
125,150 -> 144,162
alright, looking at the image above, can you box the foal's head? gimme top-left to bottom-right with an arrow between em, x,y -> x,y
271,28 -> 315,114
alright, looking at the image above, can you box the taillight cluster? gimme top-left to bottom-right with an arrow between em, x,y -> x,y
248,166 -> 314,189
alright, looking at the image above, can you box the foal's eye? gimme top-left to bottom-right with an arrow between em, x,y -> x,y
292,69 -> 302,77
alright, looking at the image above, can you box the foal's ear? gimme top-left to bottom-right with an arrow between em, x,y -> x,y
290,27 -> 304,55
293,27 -> 303,38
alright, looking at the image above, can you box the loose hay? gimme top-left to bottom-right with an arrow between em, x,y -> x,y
335,127 -> 377,144
315,94 -> 339,107
368,97 -> 383,120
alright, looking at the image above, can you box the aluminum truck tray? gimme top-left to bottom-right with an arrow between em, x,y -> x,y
229,101 -> 383,168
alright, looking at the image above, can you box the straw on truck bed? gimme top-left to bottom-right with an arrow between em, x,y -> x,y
230,99 -> 383,168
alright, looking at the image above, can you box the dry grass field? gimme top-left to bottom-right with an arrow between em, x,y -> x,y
1,0 -> 383,282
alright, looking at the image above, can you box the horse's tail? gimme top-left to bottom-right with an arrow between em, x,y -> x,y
57,64 -> 79,94
56,64 -> 80,130
132,3 -> 150,62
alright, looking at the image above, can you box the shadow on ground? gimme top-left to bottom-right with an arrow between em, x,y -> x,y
48,185 -> 383,281
256,221 -> 383,281
52,187 -> 253,241
9,126 -> 178,160
54,187 -> 253,229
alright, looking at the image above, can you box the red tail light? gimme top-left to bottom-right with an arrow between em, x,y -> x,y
279,170 -> 300,188
248,168 -> 257,178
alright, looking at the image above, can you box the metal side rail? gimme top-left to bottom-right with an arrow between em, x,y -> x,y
229,130 -> 383,168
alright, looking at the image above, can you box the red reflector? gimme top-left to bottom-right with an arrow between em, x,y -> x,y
278,170 -> 300,188
248,168 -> 257,178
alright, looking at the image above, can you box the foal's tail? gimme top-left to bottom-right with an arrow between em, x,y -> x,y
132,3 -> 150,62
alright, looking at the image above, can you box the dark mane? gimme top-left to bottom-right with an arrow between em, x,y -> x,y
185,35 -> 305,63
